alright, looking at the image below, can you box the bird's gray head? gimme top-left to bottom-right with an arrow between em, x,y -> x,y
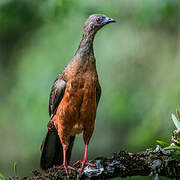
78,14 -> 115,55
84,14 -> 116,33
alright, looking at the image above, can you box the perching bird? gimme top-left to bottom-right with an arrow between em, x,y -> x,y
40,14 -> 115,177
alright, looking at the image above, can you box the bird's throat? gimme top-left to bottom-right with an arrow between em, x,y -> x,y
77,30 -> 96,59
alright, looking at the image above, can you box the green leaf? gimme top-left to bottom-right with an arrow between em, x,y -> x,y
13,162 -> 21,180
164,145 -> 180,150
156,140 -> 169,147
0,173 -> 5,180
14,162 -> 17,176
171,152 -> 180,161
171,113 -> 180,130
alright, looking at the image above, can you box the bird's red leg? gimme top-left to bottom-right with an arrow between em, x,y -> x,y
73,144 -> 95,173
55,149 -> 75,178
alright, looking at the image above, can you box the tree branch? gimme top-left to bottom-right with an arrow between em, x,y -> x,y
17,145 -> 179,180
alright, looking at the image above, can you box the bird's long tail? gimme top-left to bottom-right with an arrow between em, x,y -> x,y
40,130 -> 75,170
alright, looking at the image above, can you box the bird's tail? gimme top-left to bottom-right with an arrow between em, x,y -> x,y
40,130 -> 75,170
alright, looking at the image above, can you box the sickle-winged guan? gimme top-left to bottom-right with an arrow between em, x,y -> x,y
40,14 -> 115,176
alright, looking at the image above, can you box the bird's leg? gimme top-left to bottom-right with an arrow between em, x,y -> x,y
55,149 -> 75,178
73,144 -> 95,173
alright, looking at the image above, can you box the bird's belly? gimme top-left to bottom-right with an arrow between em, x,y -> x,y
55,76 -> 97,136
69,86 -> 97,135
71,122 -> 84,135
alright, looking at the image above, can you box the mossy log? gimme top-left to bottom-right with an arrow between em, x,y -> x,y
6,145 -> 180,180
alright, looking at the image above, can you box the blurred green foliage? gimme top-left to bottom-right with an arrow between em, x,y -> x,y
0,0 -> 180,179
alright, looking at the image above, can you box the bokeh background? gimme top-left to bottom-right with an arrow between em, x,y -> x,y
0,0 -> 180,179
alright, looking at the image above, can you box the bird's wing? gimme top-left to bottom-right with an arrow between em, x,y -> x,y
49,78 -> 66,119
96,81 -> 101,105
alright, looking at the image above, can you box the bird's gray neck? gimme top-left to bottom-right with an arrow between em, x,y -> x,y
77,29 -> 96,60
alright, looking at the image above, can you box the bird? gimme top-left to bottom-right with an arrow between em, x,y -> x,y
40,14 -> 115,177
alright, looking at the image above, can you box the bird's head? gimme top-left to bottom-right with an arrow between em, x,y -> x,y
78,14 -> 115,54
84,14 -> 116,34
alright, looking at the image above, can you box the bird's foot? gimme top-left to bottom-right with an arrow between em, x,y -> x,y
54,164 -> 75,179
73,159 -> 95,173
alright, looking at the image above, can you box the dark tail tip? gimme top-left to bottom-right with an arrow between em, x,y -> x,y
40,131 -> 63,170
40,131 -> 75,170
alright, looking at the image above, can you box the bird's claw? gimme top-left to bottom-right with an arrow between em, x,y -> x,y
54,164 -> 75,179
73,159 -> 96,173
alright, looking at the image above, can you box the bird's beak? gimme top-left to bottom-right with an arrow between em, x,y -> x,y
104,17 -> 116,24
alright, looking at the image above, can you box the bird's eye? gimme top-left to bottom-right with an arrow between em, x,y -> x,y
96,18 -> 101,23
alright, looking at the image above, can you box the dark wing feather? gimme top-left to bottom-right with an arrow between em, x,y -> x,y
49,78 -> 66,119
96,81 -> 101,105
41,77 -> 75,170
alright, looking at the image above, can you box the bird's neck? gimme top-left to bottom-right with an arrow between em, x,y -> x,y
77,29 -> 96,60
